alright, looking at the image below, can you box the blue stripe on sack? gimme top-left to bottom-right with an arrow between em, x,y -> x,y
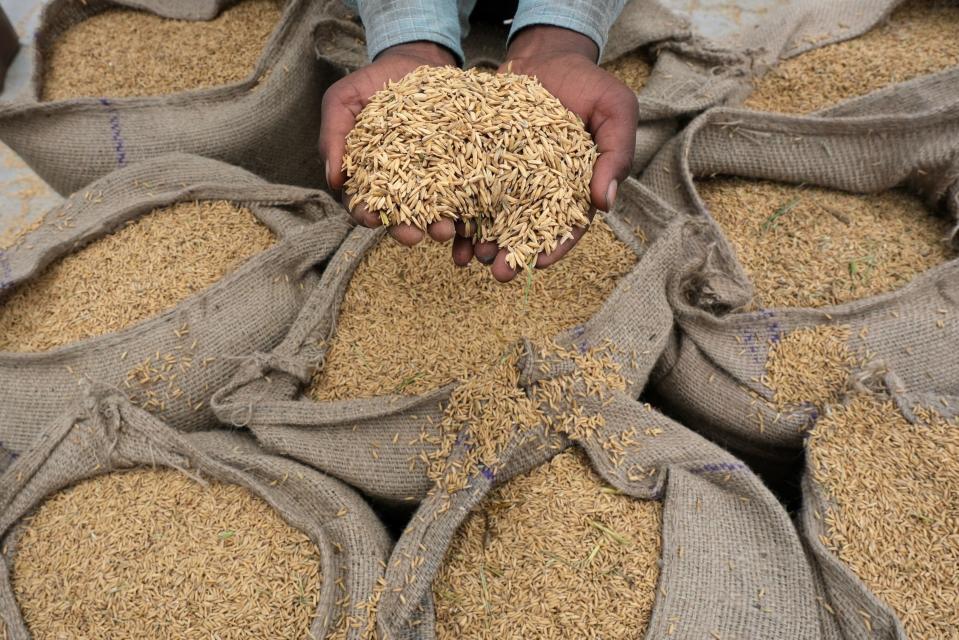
100,98 -> 128,167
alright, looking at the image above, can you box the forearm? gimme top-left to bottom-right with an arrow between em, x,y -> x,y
509,0 -> 628,59
344,0 -> 470,63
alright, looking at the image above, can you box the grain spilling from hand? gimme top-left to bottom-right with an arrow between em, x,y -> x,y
697,178 -> 955,308
12,469 -> 321,639
42,0 -> 282,100
764,326 -> 856,410
344,65 -> 597,269
745,0 -> 959,113
434,450 -> 661,640
601,52 -> 652,94
309,216 -> 636,400
0,200 -> 275,352
808,395 -> 959,638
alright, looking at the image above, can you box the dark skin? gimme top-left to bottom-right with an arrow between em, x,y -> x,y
319,25 -> 638,282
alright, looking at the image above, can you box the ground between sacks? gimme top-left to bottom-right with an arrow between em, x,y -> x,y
10,468 -> 321,639
744,0 -> 959,113
42,0 -> 283,100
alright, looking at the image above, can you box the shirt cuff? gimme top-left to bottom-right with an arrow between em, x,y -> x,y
508,0 -> 627,59
348,1 -> 465,64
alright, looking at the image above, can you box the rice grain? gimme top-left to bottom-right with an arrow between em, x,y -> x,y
602,52 -> 652,94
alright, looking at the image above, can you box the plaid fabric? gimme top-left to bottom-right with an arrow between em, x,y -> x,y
344,0 -> 626,62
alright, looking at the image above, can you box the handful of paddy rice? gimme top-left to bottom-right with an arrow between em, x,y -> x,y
343,65 -> 596,270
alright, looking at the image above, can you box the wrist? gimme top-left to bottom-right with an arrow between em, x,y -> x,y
376,41 -> 457,66
506,25 -> 599,62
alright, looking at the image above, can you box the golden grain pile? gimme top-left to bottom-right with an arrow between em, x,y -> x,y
808,395 -> 959,638
697,178 -> 955,308
42,0 -> 282,100
434,450 -> 662,640
745,0 -> 959,113
344,65 -> 596,270
602,52 -> 652,94
0,200 -> 275,352
12,469 -> 321,639
309,217 -> 636,400
763,325 -> 857,410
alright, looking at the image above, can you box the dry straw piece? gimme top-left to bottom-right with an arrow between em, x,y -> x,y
601,52 -> 652,94
808,395 -> 959,638
343,65 -> 597,270
42,0 -> 283,100
0,200 -> 275,352
12,468 -> 321,639
763,325 -> 857,411
308,216 -> 636,401
745,0 -> 959,113
696,178 -> 955,308
434,450 -> 661,640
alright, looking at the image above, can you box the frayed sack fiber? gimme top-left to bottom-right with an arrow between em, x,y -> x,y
213,179 -> 682,505
0,153 -> 351,463
0,388 -> 390,640
0,0 -> 353,195
639,100 -> 959,462
374,393 -> 821,640
801,378 -> 959,640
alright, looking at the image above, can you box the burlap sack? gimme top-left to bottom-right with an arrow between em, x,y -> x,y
0,0 -> 353,195
799,378 -> 959,640
212,178 -> 682,504
374,391 -> 821,640
0,387 -> 391,640
0,153 -> 351,464
638,97 -> 959,461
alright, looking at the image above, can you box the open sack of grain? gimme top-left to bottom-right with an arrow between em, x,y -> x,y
800,375 -> 959,640
0,387 -> 390,640
739,0 -> 959,116
371,386 -> 821,640
0,153 -> 351,465
637,97 -> 959,464
0,0 -> 352,195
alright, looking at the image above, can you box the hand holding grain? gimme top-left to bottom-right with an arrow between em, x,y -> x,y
319,41 -> 458,246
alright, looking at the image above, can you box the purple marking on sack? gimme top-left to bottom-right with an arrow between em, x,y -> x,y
742,309 -> 782,367
480,466 -> 494,481
688,461 -> 748,475
100,98 -> 127,167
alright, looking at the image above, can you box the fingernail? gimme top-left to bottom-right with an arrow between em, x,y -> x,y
604,180 -> 618,212
325,160 -> 332,188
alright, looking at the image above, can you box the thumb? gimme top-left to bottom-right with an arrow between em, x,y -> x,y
587,86 -> 638,211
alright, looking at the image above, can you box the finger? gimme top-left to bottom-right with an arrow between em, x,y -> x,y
474,240 -> 498,265
428,218 -> 456,242
319,82 -> 363,191
452,235 -> 474,266
587,84 -> 639,212
454,220 -> 475,238
535,225 -> 588,269
490,249 -> 519,283
341,192 -> 382,228
389,223 -> 425,247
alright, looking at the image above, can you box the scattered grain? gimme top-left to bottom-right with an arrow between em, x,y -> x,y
601,52 -> 652,94
309,216 -> 636,400
763,326 -> 856,410
745,0 -> 959,113
808,395 -> 959,638
697,178 -> 955,308
12,469 -> 321,639
0,200 -> 275,352
434,450 -> 662,640
344,65 -> 596,269
42,0 -> 282,100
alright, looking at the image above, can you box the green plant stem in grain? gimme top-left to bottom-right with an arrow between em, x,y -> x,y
588,519 -> 632,545
761,197 -> 802,231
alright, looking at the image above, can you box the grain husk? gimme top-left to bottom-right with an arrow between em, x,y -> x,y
0,390 -> 391,640
0,153 -> 351,463
13,469 -> 321,639
802,388 -> 959,639
42,0 -> 283,100
744,0 -> 959,114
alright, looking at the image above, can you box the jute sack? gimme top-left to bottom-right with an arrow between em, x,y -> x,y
0,0 -> 351,195
638,99 -> 959,462
0,153 -> 351,463
312,0 -> 747,174
0,387 -> 391,640
799,376 -> 959,640
374,390 -> 821,640
212,178 -> 682,505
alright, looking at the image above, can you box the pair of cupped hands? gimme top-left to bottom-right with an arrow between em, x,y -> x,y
319,25 -> 638,282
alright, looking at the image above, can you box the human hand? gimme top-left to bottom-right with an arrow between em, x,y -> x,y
319,41 -> 459,246
452,25 -> 639,282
